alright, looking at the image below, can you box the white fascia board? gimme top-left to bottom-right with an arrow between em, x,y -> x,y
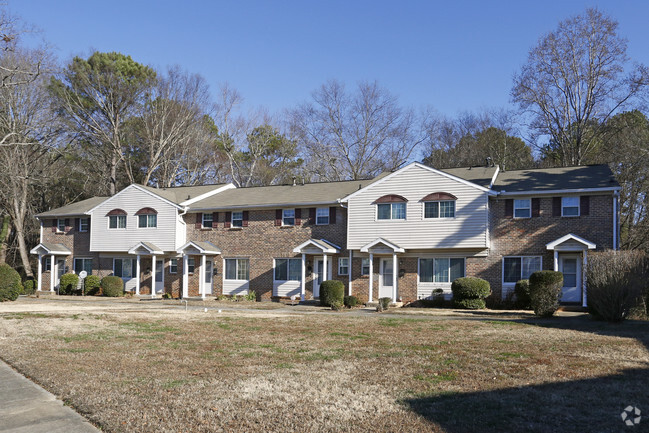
546,233 -> 596,250
498,187 -> 621,196
360,237 -> 405,253
180,183 -> 237,206
84,184 -> 182,215
489,165 -> 500,189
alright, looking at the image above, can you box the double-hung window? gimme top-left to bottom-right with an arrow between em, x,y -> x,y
109,215 -> 126,229
274,258 -> 301,281
316,207 -> 329,225
424,201 -> 455,218
361,258 -> 370,275
231,211 -> 243,228
225,258 -> 249,280
138,214 -> 157,228
57,219 -> 66,232
79,218 -> 89,232
202,213 -> 213,228
187,258 -> 195,274
377,202 -> 406,220
503,256 -> 542,284
169,259 -> 178,274
514,199 -> 531,218
282,209 -> 295,226
562,197 -> 579,217
419,258 -> 465,283
338,257 -> 349,275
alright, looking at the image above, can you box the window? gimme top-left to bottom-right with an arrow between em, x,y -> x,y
274,258 -> 301,281
419,258 -> 465,283
188,258 -> 195,274
202,213 -> 213,228
169,259 -> 178,274
109,215 -> 126,229
74,258 -> 93,276
231,211 -> 243,228
361,258 -> 370,275
338,257 -> 349,275
503,256 -> 542,284
114,258 -> 137,279
225,258 -> 249,280
424,201 -> 455,218
79,218 -> 89,232
57,219 -> 66,232
282,209 -> 295,226
562,197 -> 580,217
377,202 -> 406,220
316,207 -> 329,225
514,199 -> 531,218
44,257 -> 51,271
138,214 -> 157,228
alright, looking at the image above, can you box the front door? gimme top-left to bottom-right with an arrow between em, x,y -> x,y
314,257 -> 332,298
55,258 -> 66,289
379,258 -> 393,299
204,260 -> 213,295
155,260 -> 164,294
560,255 -> 581,303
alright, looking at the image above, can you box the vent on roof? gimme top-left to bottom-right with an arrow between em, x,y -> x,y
187,195 -> 191,200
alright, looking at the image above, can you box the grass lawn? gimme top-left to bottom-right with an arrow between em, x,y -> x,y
1,300 -> 648,432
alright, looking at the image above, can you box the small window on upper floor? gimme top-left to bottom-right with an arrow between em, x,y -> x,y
375,195 -> 407,220
136,208 -> 157,228
202,213 -> 213,228
562,197 -> 580,217
421,192 -> 456,219
514,199 -> 531,219
107,209 -> 127,229
282,209 -> 295,226
57,219 -> 66,233
232,211 -> 243,228
316,207 -> 329,225
79,218 -> 89,232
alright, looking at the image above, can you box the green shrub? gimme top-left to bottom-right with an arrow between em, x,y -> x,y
0,264 -> 22,301
162,292 -> 172,299
330,300 -> 343,311
59,273 -> 79,295
587,250 -> 648,322
245,291 -> 257,302
514,279 -> 531,309
344,295 -> 359,308
101,276 -> 124,297
529,271 -> 563,317
378,297 -> 391,311
452,277 -> 490,309
84,275 -> 101,296
320,280 -> 344,307
22,279 -> 35,295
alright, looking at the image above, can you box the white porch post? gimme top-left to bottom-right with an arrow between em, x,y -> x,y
553,250 -> 559,271
582,251 -> 588,308
135,255 -> 141,296
368,253 -> 374,302
301,253 -> 306,301
201,254 -> 207,300
323,254 -> 328,281
348,250 -> 352,296
151,255 -> 157,298
50,255 -> 55,292
182,255 -> 189,298
392,253 -> 398,302
37,254 -> 42,291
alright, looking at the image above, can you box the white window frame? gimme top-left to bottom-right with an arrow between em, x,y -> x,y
231,211 -> 243,228
201,213 -> 213,229
561,196 -> 580,217
57,218 -> 66,233
44,257 -> 52,271
187,257 -> 195,274
79,218 -> 89,232
316,207 -> 329,225
338,257 -> 349,275
502,256 -> 543,285
108,215 -> 126,229
361,258 -> 370,276
282,209 -> 295,226
376,202 -> 406,221
73,257 -> 93,275
417,257 -> 465,283
138,213 -> 157,228
224,258 -> 250,281
423,200 -> 456,219
273,258 -> 301,282
169,258 -> 178,274
513,199 -> 531,219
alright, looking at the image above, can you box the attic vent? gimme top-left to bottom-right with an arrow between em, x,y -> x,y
187,195 -> 191,200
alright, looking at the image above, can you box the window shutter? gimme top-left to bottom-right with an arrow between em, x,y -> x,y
213,212 -> 218,229
295,209 -> 301,225
51,219 -> 57,232
531,198 -> 540,217
275,209 -> 282,226
242,211 -> 249,227
552,197 -> 561,217
309,207 -> 316,223
329,207 -> 336,224
64,219 -> 70,231
504,199 -> 513,218
225,211 -> 231,228
580,196 -> 590,216
75,218 -> 80,231
195,213 -> 202,229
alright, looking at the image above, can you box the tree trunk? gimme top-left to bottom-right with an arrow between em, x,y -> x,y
0,214 -> 10,264
109,153 -> 118,195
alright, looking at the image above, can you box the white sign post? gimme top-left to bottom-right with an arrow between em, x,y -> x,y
79,271 -> 87,296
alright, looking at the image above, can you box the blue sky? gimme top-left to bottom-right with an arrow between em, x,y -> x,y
10,1 -> 649,118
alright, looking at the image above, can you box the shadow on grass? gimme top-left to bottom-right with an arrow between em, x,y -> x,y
404,315 -> 649,433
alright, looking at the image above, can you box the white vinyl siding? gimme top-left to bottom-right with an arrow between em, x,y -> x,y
273,258 -> 301,297
347,164 -> 489,250
223,258 -> 250,295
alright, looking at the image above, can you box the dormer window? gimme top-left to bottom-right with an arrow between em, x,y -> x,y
107,209 -> 127,229
422,192 -> 457,219
136,207 -> 157,228
375,195 -> 407,220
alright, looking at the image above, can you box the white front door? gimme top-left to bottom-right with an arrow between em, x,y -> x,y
560,255 -> 581,302
204,260 -> 213,295
314,257 -> 332,298
379,258 -> 393,299
155,260 -> 164,294
55,259 -> 66,289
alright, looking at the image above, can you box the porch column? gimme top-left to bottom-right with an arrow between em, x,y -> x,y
348,250 -> 352,296
553,250 -> 559,271
323,254 -> 328,281
300,253 -> 306,301
368,253 -> 374,302
201,254 -> 207,300
135,255 -> 141,295
151,255 -> 157,298
392,253 -> 398,303
582,251 -> 588,308
50,255 -> 55,292
37,254 -> 42,291
182,255 -> 189,298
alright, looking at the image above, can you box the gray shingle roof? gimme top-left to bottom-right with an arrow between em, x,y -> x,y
440,166 -> 498,189
36,197 -> 108,217
139,184 -> 227,205
493,164 -> 619,192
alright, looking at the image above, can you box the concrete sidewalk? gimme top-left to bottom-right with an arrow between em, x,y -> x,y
0,360 -> 99,433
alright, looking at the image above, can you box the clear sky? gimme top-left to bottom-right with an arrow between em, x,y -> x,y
9,0 -> 649,118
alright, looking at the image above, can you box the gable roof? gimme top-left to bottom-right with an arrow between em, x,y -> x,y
30,243 -> 72,255
138,184 -> 230,205
440,166 -> 499,189
36,197 -> 108,218
494,164 -> 620,193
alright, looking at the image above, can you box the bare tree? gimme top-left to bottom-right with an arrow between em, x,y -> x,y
290,80 -> 423,181
512,8 -> 649,166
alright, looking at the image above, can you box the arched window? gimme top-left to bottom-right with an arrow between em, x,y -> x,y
374,195 -> 407,220
107,209 -> 127,229
135,207 -> 157,228
421,192 -> 457,218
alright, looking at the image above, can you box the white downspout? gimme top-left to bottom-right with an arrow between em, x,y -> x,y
613,192 -> 619,250
348,250 -> 352,296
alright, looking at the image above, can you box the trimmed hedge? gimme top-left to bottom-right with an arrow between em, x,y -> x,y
455,298 -> 487,310
514,279 -> 531,309
22,279 -> 35,295
101,276 -> 124,297
451,277 -> 491,309
320,280 -> 344,307
84,275 -> 101,296
0,264 -> 23,301
529,271 -> 563,317
344,295 -> 359,308
59,273 -> 79,295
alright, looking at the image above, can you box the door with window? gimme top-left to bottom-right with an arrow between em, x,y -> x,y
155,260 -> 164,294
560,255 -> 581,302
204,260 -> 213,295
314,257 -> 332,298
379,258 -> 393,299
55,258 -> 66,289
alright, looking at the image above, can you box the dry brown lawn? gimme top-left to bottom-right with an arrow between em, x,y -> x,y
1,298 -> 648,432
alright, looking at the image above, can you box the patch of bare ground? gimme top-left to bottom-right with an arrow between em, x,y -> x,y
0,299 -> 648,432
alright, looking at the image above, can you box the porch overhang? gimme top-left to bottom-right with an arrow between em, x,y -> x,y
128,241 -> 164,255
360,237 -> 405,254
177,240 -> 221,255
546,234 -> 596,251
29,243 -> 71,256
293,239 -> 340,254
